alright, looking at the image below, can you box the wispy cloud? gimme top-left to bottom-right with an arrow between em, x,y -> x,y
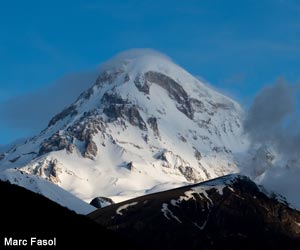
0,68 -> 100,137
222,73 -> 246,86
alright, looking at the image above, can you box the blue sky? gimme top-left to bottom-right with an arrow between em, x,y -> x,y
1,0 -> 300,145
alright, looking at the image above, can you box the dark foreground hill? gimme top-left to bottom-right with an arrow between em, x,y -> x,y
0,180 -> 138,249
89,174 -> 300,250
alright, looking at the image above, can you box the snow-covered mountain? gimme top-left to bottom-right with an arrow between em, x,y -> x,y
0,49 -> 248,212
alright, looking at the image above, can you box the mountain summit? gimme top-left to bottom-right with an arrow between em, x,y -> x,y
0,49 -> 247,212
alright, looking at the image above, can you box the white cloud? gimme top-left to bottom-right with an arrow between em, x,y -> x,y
243,77 -> 300,208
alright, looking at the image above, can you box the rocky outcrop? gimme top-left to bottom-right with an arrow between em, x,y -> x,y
67,113 -> 105,139
124,161 -> 137,171
96,69 -> 125,86
193,147 -> 202,161
32,159 -> 62,184
145,71 -> 194,119
104,104 -> 147,131
48,104 -> 78,127
48,159 -> 62,183
75,67 -> 127,103
84,136 -> 98,159
39,132 -> 73,156
0,153 -> 4,161
101,93 -> 129,106
147,117 -> 159,137
101,93 -> 147,130
178,165 -> 203,182
127,107 -> 147,130
69,118 -> 104,158
190,98 -> 206,113
40,114 -> 107,159
77,87 -> 94,102
156,149 -> 201,182
90,197 -> 115,208
134,74 -> 150,94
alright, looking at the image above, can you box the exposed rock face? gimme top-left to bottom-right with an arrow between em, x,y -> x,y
39,132 -> 73,156
67,114 -> 106,141
126,161 -> 135,171
134,74 -> 150,94
145,71 -> 194,119
89,175 -> 300,250
156,149 -> 202,182
48,105 -> 78,127
190,98 -> 206,113
127,107 -> 147,130
101,93 -> 147,131
84,136 -> 98,159
0,153 -> 5,161
48,159 -> 62,183
193,147 -> 202,161
40,114 -> 106,159
101,93 -> 129,106
104,104 -> 147,131
147,117 -> 159,137
76,86 -> 94,101
96,69 -> 124,86
90,197 -> 115,208
32,159 -> 62,184
178,165 -> 202,182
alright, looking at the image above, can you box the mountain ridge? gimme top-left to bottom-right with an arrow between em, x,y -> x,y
0,179 -> 138,249
89,174 -> 300,250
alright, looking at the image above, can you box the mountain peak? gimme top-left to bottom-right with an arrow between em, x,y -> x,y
97,48 -> 198,89
100,48 -> 174,72
0,49 -> 247,212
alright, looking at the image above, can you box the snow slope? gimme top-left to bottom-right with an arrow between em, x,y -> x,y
0,169 -> 94,214
0,49 -> 248,211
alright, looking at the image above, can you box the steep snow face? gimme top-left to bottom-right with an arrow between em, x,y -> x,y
0,49 -> 248,208
0,169 -> 95,214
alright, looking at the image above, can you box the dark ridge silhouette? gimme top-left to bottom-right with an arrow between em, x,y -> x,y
0,180 -> 139,249
90,175 -> 300,250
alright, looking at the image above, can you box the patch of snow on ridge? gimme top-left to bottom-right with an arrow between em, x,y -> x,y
193,220 -> 208,230
170,190 -> 196,207
116,202 -> 138,215
161,203 -> 182,223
